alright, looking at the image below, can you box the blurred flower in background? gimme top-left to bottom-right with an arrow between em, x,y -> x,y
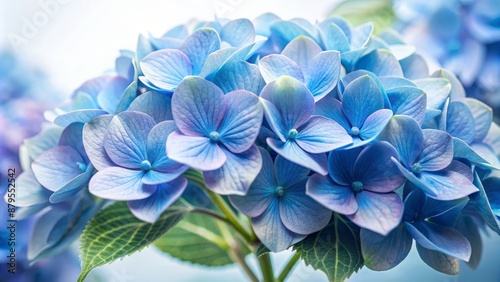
0,48 -> 80,281
331,0 -> 500,122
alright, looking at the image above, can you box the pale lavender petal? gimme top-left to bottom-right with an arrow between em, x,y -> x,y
166,131 -> 226,171
172,77 -> 227,136
347,191 -> 403,235
359,109 -> 393,141
282,36 -> 322,70
128,177 -> 188,223
89,167 -> 155,200
204,145 -> 262,195
306,173 -> 357,215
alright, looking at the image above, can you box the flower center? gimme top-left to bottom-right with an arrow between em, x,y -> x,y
351,126 -> 360,136
209,131 -> 220,142
351,181 -> 363,192
76,162 -> 87,172
287,129 -> 298,140
412,163 -> 422,174
141,160 -> 152,171
275,186 -> 285,197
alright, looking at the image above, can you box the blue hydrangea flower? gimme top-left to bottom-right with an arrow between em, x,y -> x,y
440,98 -> 500,169
258,36 -> 341,101
166,77 -> 263,195
260,76 -> 353,175
361,188 -> 471,274
315,75 -> 393,149
31,123 -> 94,203
468,172 -> 500,235
381,115 -> 478,200
230,148 -> 331,252
85,111 -> 188,222
307,141 -> 406,235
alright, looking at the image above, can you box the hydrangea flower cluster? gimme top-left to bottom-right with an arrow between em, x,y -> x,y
394,0 -> 500,120
10,13 -> 500,280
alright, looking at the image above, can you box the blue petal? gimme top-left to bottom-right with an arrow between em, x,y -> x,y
354,141 -> 405,193
104,111 -> 156,169
359,109 -> 393,141
314,95 -> 351,131
32,146 -> 86,192
218,90 -> 263,154
167,131 -> 226,171
469,172 -> 500,234
442,101 -> 474,144
24,125 -> 63,160
355,49 -> 404,77
414,169 -> 478,200
463,98 -> 493,143
400,53 -> 429,79
413,78 -> 451,110
260,99 -> 287,141
89,167 -> 155,200
127,91 -> 173,123
54,109 -> 108,128
342,75 -> 384,128
115,81 -> 138,113
280,179 -> 332,234
305,51 -> 341,101
258,54 -> 304,83
319,22 -> 350,52
351,22 -> 373,49
97,76 -> 130,113
251,199 -> 305,252
147,121 -> 186,174
282,36 -> 322,70
229,147 -> 276,217
58,122 -> 86,158
180,28 -> 221,75
483,178 -> 500,217
140,49 -> 192,91
406,221 -> 471,261
295,116 -> 352,153
381,116 -> 423,168
128,177 -> 188,223
379,76 -> 417,90
204,145 -> 262,195
267,139 -> 327,175
16,170 -> 51,207
270,20 -> 315,47
361,225 -> 412,271
254,13 -> 281,37
142,169 -> 187,185
212,60 -> 265,94
386,86 -> 426,125
470,142 -> 500,169
260,76 -> 315,131
306,173 -> 357,214
348,191 -> 403,235
49,164 -> 94,203
431,69 -> 466,101
220,19 -> 255,47
327,147 -> 362,186
275,154 -> 309,187
172,77 -> 226,136
82,114 -> 115,170
416,129 -> 453,172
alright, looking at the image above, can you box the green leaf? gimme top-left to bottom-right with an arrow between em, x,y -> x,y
330,0 -> 395,34
154,184 -> 250,266
256,244 -> 271,257
293,214 -> 364,282
77,201 -> 190,282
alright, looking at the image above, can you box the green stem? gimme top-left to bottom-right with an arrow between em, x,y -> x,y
258,253 -> 275,282
276,252 -> 301,282
183,169 -> 256,244
229,245 -> 260,282
191,207 -> 227,223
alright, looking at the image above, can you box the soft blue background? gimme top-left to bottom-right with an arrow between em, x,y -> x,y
1,0 -> 499,281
